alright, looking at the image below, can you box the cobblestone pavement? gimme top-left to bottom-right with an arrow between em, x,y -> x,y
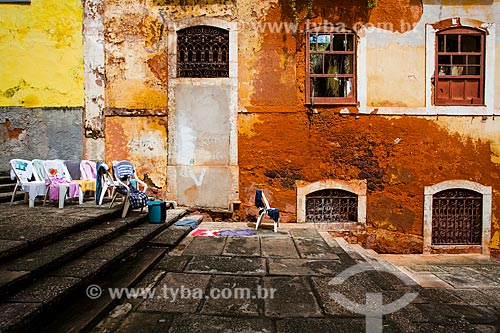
92,222 -> 500,333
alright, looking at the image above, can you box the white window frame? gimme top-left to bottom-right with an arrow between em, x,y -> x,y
423,180 -> 492,255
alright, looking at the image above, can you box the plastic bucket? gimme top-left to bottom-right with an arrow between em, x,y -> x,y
148,200 -> 166,223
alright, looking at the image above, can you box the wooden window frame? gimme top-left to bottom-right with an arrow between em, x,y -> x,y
435,27 -> 485,106
306,27 -> 357,105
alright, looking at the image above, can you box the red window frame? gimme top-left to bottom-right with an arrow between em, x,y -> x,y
435,27 -> 485,106
306,27 -> 357,105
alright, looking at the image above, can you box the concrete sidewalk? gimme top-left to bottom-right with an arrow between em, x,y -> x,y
92,222 -> 500,333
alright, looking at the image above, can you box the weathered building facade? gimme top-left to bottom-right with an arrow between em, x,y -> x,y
1,0 -> 499,258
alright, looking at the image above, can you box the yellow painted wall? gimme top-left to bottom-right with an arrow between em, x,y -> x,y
366,44 -> 425,107
0,0 -> 83,107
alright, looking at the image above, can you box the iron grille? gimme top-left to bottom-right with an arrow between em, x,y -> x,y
432,189 -> 482,245
306,189 -> 358,223
177,25 -> 229,78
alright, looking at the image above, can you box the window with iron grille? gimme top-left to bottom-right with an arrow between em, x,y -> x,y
435,27 -> 485,106
432,189 -> 482,245
177,25 -> 229,78
306,189 -> 358,223
306,28 -> 356,105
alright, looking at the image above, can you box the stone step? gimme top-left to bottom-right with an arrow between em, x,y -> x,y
0,208 -> 188,333
0,183 -> 15,193
41,247 -> 167,333
148,214 -> 204,249
0,213 -> 146,297
0,175 -> 14,185
0,202 -> 125,264
0,191 -> 24,204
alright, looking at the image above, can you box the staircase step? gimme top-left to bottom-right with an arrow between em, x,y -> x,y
0,175 -> 13,185
0,192 -> 24,204
0,202 -> 123,263
0,213 -> 145,297
0,183 -> 15,193
149,225 -> 193,248
0,208 -> 188,333
42,247 -> 166,333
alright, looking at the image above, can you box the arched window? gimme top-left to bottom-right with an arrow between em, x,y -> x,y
432,188 -> 482,245
306,189 -> 358,223
177,25 -> 229,78
435,27 -> 485,105
306,27 -> 357,105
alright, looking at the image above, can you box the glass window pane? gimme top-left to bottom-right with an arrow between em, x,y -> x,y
453,55 -> 466,65
468,66 -> 480,75
438,66 -> 451,76
451,66 -> 465,76
462,35 -> 481,52
438,35 -> 445,52
332,34 -> 346,51
309,34 -> 318,51
468,55 -> 480,65
446,35 -> 459,52
345,34 -> 354,51
325,54 -> 353,74
310,54 -> 323,74
311,77 -> 353,98
317,34 -> 331,51
438,55 -> 451,65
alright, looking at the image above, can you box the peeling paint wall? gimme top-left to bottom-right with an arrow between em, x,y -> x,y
233,0 -> 500,255
0,0 -> 84,171
0,107 -> 83,168
99,0 -> 500,255
105,116 -> 168,196
0,0 -> 83,107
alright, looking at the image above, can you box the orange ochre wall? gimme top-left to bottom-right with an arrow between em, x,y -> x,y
102,0 -> 500,256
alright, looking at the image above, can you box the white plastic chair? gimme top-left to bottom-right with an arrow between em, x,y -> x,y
109,160 -> 148,218
42,160 -> 84,208
255,190 -> 280,233
9,159 -> 48,207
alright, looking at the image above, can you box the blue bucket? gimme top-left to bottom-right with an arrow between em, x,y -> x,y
148,200 -> 166,223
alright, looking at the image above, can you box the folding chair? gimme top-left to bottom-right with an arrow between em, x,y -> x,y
255,190 -> 280,233
9,159 -> 48,207
109,160 -> 149,218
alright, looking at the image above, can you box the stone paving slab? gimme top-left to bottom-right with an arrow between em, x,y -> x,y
168,314 -> 274,333
222,236 -> 260,257
293,237 -> 340,260
263,276 -> 323,318
182,236 -> 227,256
435,271 -> 500,289
155,255 -> 192,272
114,312 -> 172,333
289,228 -> 323,238
260,236 -> 299,258
201,275 -> 262,316
311,274 -> 383,316
268,258 -> 344,276
450,288 -> 500,307
276,318 -> 365,333
185,256 -> 266,275
138,273 -> 211,313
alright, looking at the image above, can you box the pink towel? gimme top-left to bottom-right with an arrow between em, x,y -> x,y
49,178 -> 80,201
192,229 -> 220,237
